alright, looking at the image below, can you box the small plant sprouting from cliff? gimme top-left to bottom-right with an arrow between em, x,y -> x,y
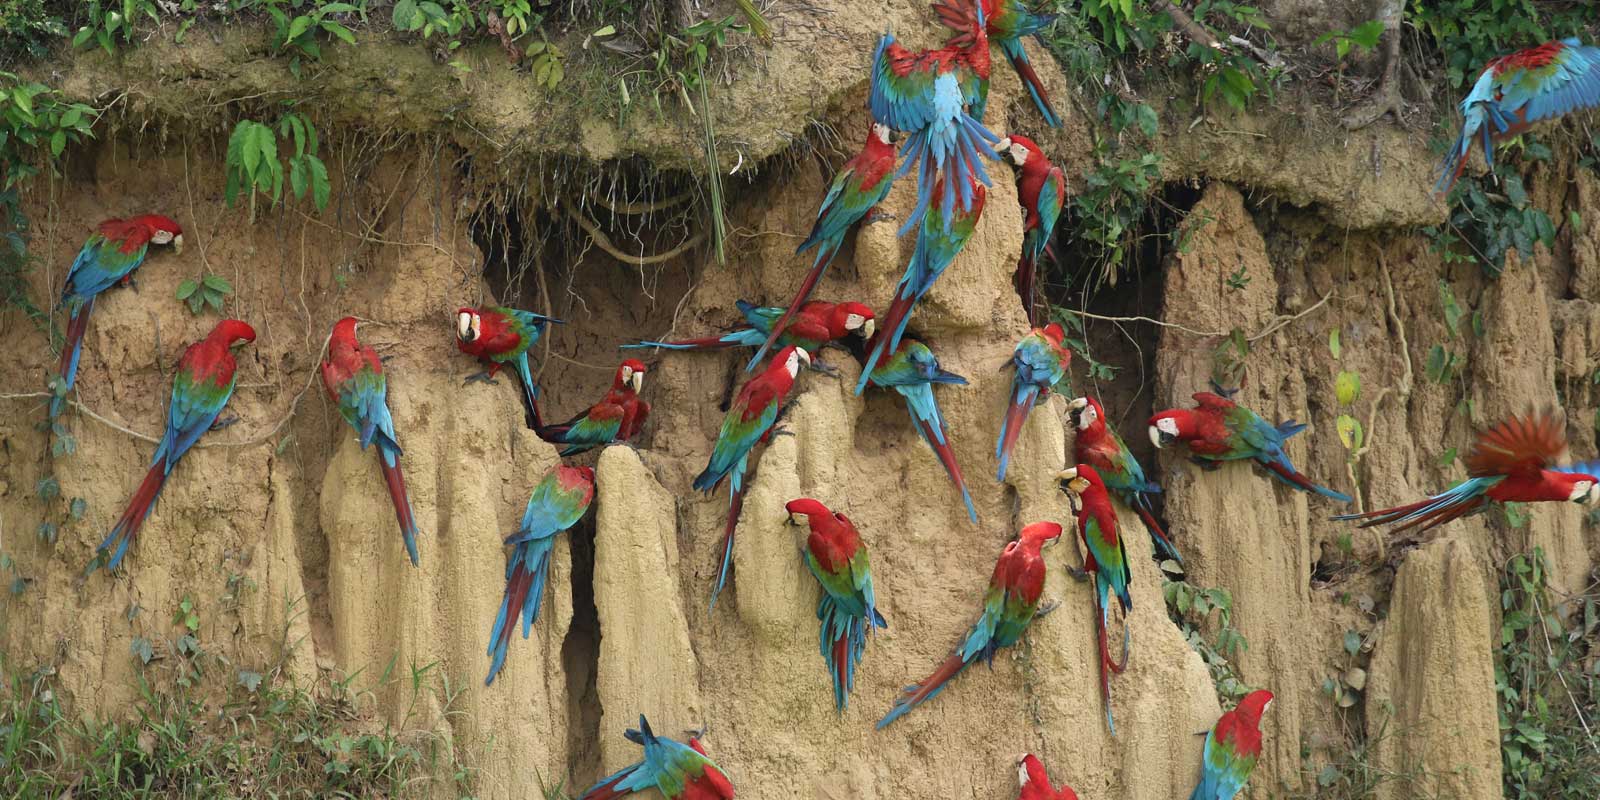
1163,578 -> 1251,702
1424,174 -> 1555,278
1409,0 -> 1600,90
1497,548 -> 1600,800
224,111 -> 332,215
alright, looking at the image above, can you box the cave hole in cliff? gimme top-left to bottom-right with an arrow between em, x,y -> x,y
562,512 -> 604,787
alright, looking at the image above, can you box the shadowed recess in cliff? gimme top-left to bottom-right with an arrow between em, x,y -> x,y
561,512 -> 604,790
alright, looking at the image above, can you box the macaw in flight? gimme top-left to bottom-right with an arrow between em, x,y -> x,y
936,0 -> 1063,127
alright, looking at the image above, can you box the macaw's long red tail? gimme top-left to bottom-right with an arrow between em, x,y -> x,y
627,335 -> 741,352
1014,253 -> 1040,327
708,483 -> 747,612
1260,458 -> 1353,503
749,245 -> 836,372
486,554 -> 536,686
91,456 -> 170,574
577,762 -> 644,800
877,650 -> 968,729
1133,499 -> 1182,565
856,292 -> 920,396
1090,583 -> 1125,736
379,454 -> 420,566
912,413 -> 978,523
1330,478 -> 1493,536
50,297 -> 95,419
995,385 -> 1040,481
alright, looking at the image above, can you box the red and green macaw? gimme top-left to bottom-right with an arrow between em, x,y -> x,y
749,123 -> 899,370
626,300 -> 874,359
694,345 -> 811,610
997,134 -> 1065,326
1437,38 -> 1600,197
995,322 -> 1071,480
1149,390 -> 1351,503
50,215 -> 184,419
937,0 -> 1062,127
1334,411 -> 1600,534
1015,753 -> 1078,800
1068,396 -> 1181,564
579,715 -> 735,800
877,520 -> 1062,728
870,0 -> 1000,234
320,317 -> 421,566
90,319 -> 254,574
857,336 -> 977,521
537,359 -> 651,456
856,174 -> 987,394
486,464 -> 595,686
786,498 -> 889,712
1190,689 -> 1274,800
1057,464 -> 1131,735
454,305 -> 560,429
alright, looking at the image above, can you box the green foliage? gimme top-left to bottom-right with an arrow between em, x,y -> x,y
175,272 -> 234,315
1076,0 -> 1155,54
0,190 -> 47,328
224,111 -> 331,213
0,0 -> 67,63
0,73 -> 97,188
1409,0 -> 1600,89
525,38 -> 565,89
1211,327 -> 1250,389
1426,175 -> 1555,278
71,0 -> 162,55
1497,549 -> 1600,799
248,0 -> 363,71
1314,19 -> 1385,62
1048,308 -> 1120,381
1164,578 -> 1251,702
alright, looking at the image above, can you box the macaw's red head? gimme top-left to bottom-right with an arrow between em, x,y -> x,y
454,306 -> 489,356
1015,753 -> 1077,800
784,497 -> 834,526
616,359 -> 647,393
996,134 -> 1043,169
212,318 -> 257,347
1556,472 -> 1600,504
1040,322 -> 1066,346
830,302 -> 876,341
559,464 -> 597,489
1017,520 -> 1063,548
1055,463 -> 1107,498
770,345 -> 811,379
1148,409 -> 1193,449
867,121 -> 895,150
1066,396 -> 1105,435
1234,689 -> 1275,726
331,316 -> 361,344
131,214 -> 184,253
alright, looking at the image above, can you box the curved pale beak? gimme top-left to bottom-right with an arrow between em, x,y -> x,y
862,318 -> 876,340
1014,755 -> 1030,786
456,312 -> 473,340
994,136 -> 1011,153
1148,425 -> 1165,449
1068,397 -> 1088,410
1055,468 -> 1090,496
1587,484 -> 1600,505
796,348 -> 812,366
630,370 -> 645,393
786,511 -> 807,527
171,234 -> 184,255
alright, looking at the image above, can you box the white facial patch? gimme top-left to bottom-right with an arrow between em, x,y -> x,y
1570,480 -> 1595,502
787,348 -> 810,376
1263,698 -> 1274,715
1008,142 -> 1029,165
872,123 -> 892,145
1078,403 -> 1098,431
844,313 -> 866,331
151,230 -> 174,244
1016,759 -> 1030,786
1150,417 -> 1179,448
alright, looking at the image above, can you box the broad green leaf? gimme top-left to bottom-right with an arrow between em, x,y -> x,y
286,15 -> 312,43
289,154 -> 308,200
392,0 -> 419,29
1335,371 -> 1361,405
175,279 -> 198,300
1328,329 -> 1342,359
307,155 -> 330,210
321,21 -> 356,45
1336,414 -> 1363,450
202,273 -> 231,293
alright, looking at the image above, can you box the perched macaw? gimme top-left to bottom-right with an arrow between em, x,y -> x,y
1190,689 -> 1275,800
786,498 -> 889,711
626,300 -> 874,358
694,345 -> 811,609
89,319 -> 254,574
50,215 -> 184,419
579,715 -> 735,800
536,359 -> 651,456
1436,38 -> 1600,197
856,174 -> 987,394
1149,391 -> 1352,503
936,0 -> 1062,127
1068,396 -> 1181,564
870,0 -> 1001,234
749,124 -> 899,370
1333,411 -> 1600,534
858,336 -> 977,521
485,464 -> 595,686
997,134 -> 1065,326
995,322 -> 1072,480
1015,753 -> 1078,800
454,305 -> 560,429
1057,464 -> 1131,734
877,520 -> 1062,728
320,317 -> 421,565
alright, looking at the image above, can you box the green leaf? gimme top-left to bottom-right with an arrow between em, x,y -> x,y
392,0 -> 419,29
592,24 -> 616,37
202,273 -> 231,294
307,155 -> 330,211
1328,329 -> 1341,359
1343,630 -> 1362,657
321,21 -> 356,45
176,278 -> 198,300
1335,371 -> 1361,405
238,670 -> 264,692
49,129 -> 65,157
286,15 -> 312,44
1439,280 -> 1464,337
1349,19 -> 1386,48
320,2 -> 359,13
290,155 -> 308,200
